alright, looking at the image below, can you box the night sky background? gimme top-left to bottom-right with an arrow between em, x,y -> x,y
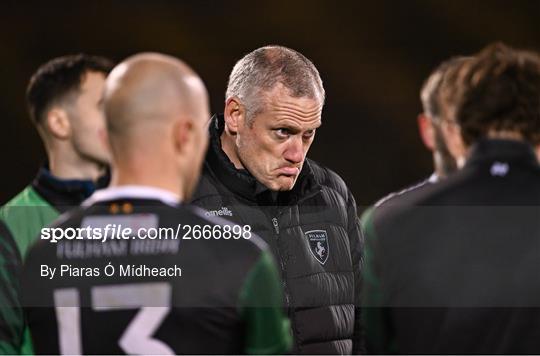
1,0 -> 539,209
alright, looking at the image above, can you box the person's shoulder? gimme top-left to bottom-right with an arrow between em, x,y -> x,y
373,176 -> 435,209
192,166 -> 220,196
1,185 -> 49,211
0,185 -> 56,228
0,185 -> 59,256
306,158 -> 351,201
24,205 -> 86,259
184,204 -> 269,253
369,170 -> 478,233
50,205 -> 88,228
190,163 -> 231,206
365,175 -> 451,233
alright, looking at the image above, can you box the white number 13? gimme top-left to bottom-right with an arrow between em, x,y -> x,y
54,283 -> 173,355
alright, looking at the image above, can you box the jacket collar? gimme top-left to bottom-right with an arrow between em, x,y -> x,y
465,139 -> 539,168
32,163 -> 110,210
205,114 -> 320,205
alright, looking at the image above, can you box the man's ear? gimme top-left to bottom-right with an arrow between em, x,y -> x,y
418,114 -> 435,151
173,118 -> 193,154
223,97 -> 245,134
45,108 -> 71,140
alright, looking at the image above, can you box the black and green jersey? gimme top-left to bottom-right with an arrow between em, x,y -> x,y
22,186 -> 292,354
362,140 -> 540,354
359,175 -> 435,354
0,166 -> 104,354
0,219 -> 27,355
1,186 -> 59,260
0,187 -> 58,355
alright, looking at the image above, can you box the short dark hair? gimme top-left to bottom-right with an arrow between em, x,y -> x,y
420,56 -> 471,120
26,54 -> 114,124
444,43 -> 540,146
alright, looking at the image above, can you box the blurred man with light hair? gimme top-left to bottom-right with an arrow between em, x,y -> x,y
363,43 -> 540,354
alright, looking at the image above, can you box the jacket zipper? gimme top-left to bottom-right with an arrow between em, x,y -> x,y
272,217 -> 280,234
271,189 -> 320,310
271,215 -> 290,306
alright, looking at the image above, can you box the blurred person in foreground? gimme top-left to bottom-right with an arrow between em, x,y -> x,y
360,56 -> 470,228
0,54 -> 113,354
362,43 -> 540,354
22,53 -> 291,354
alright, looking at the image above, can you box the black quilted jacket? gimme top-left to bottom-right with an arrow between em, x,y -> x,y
190,115 -> 364,354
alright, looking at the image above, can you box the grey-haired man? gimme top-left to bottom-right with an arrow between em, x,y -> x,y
191,45 -> 364,354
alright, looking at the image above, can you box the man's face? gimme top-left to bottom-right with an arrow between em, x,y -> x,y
67,71 -> 110,165
235,85 -> 322,191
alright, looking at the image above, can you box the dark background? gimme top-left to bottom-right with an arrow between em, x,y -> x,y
1,0 -> 539,208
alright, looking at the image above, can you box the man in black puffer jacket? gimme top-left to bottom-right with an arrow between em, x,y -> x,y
190,45 -> 364,354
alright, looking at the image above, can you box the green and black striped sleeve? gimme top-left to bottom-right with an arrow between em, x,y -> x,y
0,220 -> 25,354
238,250 -> 292,355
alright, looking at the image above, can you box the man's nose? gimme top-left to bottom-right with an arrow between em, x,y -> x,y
283,136 -> 305,164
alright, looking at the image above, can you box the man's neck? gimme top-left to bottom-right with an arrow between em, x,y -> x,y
487,130 -> 524,141
110,164 -> 184,202
48,150 -> 105,182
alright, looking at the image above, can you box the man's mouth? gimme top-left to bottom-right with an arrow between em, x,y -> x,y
277,167 -> 300,176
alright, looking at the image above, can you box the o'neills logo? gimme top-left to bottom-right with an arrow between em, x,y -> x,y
205,207 -> 233,217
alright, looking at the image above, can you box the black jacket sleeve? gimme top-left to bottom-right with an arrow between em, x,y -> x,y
347,189 -> 366,354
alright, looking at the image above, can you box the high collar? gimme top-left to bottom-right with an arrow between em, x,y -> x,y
205,114 -> 319,205
465,139 -> 539,168
32,164 -> 110,211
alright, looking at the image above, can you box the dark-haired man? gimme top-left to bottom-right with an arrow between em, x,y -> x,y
363,43 -> 540,353
0,54 -> 113,353
190,45 -> 363,354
